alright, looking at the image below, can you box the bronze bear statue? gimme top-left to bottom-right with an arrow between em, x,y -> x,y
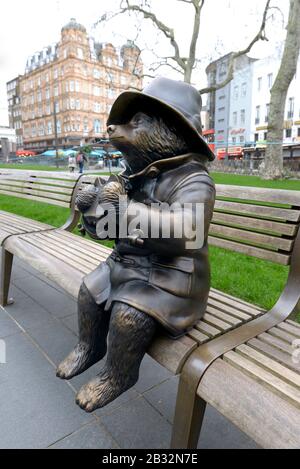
56,77 -> 216,412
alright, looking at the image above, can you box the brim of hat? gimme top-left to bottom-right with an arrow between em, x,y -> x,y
107,91 -> 215,161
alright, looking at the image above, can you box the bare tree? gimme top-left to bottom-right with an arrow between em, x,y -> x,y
96,0 -> 272,93
264,0 -> 300,179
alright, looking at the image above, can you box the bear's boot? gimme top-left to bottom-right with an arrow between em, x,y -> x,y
56,283 -> 110,380
75,302 -> 157,412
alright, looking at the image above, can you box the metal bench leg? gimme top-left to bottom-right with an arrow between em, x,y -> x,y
171,371 -> 207,449
0,249 -> 14,307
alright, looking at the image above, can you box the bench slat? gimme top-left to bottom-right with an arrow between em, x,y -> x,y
0,179 -> 74,196
223,351 -> 300,408
209,236 -> 291,265
0,190 -> 71,208
258,332 -> 294,354
188,328 -> 210,344
210,288 -> 264,311
0,212 -> 51,230
18,235 -> 90,274
148,335 -> 198,375
267,327 -> 298,345
198,359 -> 300,448
30,233 -> 100,270
54,231 -> 112,258
0,176 -> 77,188
276,322 -> 300,338
216,185 -> 300,207
212,212 -> 297,236
235,344 -> 300,388
214,200 -> 300,222
206,305 -> 243,326
209,224 -> 294,252
202,313 -> 232,332
248,337 -> 300,373
208,296 -> 262,319
196,321 -> 222,338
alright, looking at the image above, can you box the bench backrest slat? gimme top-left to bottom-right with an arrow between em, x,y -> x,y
79,177 -> 300,265
210,185 -> 300,266
0,170 -> 80,208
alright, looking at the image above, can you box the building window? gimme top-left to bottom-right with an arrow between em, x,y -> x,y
286,128 -> 292,138
265,103 -> 270,122
255,106 -> 260,124
37,77 -> 41,87
264,132 -> 268,141
31,125 -> 36,137
54,101 -> 59,113
47,121 -> 52,135
288,97 -> 295,119
94,119 -> 101,134
38,124 -> 45,136
54,85 -> 59,97
75,100 -> 81,110
241,83 -> 247,97
268,73 -> 273,89
70,81 -> 75,92
233,112 -> 237,126
240,109 -> 245,125
70,99 -> 75,110
53,69 -> 58,80
56,120 -> 61,134
75,81 -> 80,92
232,137 -> 236,144
93,86 -> 100,97
234,86 -> 239,100
65,82 -> 69,93
46,102 -> 51,115
77,48 -> 83,59
298,128 -> 300,137
37,91 -> 42,102
257,77 -> 262,91
84,118 -> 88,133
254,133 -> 259,142
94,69 -> 100,79
45,88 -> 50,99
94,102 -> 101,113
240,136 -> 245,143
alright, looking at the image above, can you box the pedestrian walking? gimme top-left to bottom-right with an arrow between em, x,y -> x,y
68,154 -> 76,173
76,151 -> 87,174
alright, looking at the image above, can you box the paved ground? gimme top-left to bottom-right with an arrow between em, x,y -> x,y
0,253 -> 259,449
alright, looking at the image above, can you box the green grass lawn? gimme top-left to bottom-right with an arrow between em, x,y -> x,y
0,171 -> 299,321
0,164 -> 66,171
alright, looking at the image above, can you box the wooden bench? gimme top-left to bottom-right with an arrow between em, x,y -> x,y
0,170 -> 82,304
1,176 -> 300,448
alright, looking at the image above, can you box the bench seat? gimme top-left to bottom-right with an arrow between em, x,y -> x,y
198,319 -> 300,448
0,210 -> 52,245
3,229 -> 266,374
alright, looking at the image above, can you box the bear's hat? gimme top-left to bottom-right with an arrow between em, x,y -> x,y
107,77 -> 215,161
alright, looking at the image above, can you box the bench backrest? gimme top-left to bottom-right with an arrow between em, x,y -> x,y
0,170 -> 81,208
209,185 -> 300,266
79,176 -> 300,266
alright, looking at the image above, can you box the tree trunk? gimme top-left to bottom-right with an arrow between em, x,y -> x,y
264,0 -> 300,180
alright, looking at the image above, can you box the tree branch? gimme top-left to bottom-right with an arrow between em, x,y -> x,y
200,0 -> 271,95
119,0 -> 186,70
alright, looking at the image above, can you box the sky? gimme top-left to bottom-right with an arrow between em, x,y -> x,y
0,0 -> 289,125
